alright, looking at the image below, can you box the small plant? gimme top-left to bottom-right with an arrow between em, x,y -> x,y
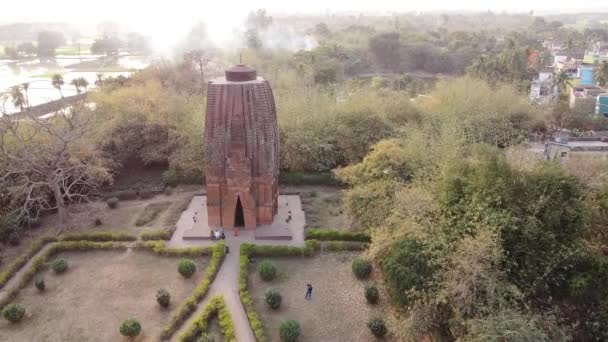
265,288 -> 282,309
156,288 -> 170,308
51,259 -> 68,274
94,217 -> 103,226
352,257 -> 372,279
196,332 -> 216,342
107,197 -> 119,209
119,318 -> 142,337
8,232 -> 20,246
257,260 -> 278,281
35,278 -> 45,292
177,258 -> 197,278
2,303 -> 25,323
367,317 -> 387,337
365,284 -> 379,304
279,319 -> 300,342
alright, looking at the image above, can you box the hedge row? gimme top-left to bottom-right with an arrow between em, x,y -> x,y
0,241 -> 128,311
278,171 -> 341,186
177,295 -> 236,342
159,241 -> 226,340
134,240 -> 212,257
140,228 -> 174,241
240,241 -> 316,258
317,240 -> 369,251
60,231 -> 137,242
304,229 -> 370,243
0,236 -> 58,290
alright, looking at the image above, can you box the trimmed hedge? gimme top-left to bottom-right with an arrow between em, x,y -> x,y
239,245 -> 267,342
60,231 -> 137,242
134,240 -> 211,257
178,259 -> 197,278
177,295 -> 236,342
305,229 -> 370,242
352,258 -> 372,279
279,319 -> 301,342
2,303 -> 25,322
0,236 -> 57,290
140,228 -> 174,241
0,241 -> 128,311
279,171 -> 340,186
160,242 -> 226,340
120,318 -> 142,337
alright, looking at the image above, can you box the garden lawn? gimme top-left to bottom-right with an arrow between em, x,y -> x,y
0,249 -> 208,341
248,252 -> 393,342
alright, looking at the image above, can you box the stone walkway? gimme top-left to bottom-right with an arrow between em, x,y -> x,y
169,198 -> 306,341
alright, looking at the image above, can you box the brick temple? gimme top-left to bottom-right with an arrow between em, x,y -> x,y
203,65 -> 279,230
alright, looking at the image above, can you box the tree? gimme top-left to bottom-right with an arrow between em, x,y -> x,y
52,74 -> 64,98
91,35 -> 122,56
95,73 -> 104,88
594,60 -> 608,87
184,50 -> 211,94
17,42 -> 36,56
9,86 -> 25,112
22,83 -> 30,108
246,9 -> 273,30
37,30 -> 65,58
0,102 -> 111,225
245,28 -> 263,50
71,77 -> 89,94
369,32 -> 402,71
551,69 -> 573,100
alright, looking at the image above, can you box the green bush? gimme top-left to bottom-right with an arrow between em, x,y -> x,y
60,231 -> 137,242
120,318 -> 142,337
177,258 -> 197,278
279,171 -> 340,185
107,197 -> 119,209
140,228 -> 173,241
157,288 -> 171,308
8,232 -> 20,246
2,303 -> 25,322
257,260 -> 278,281
279,319 -> 300,342
352,257 -> 372,279
196,333 -> 216,342
265,288 -> 282,309
305,229 -> 371,242
35,278 -> 45,292
365,284 -> 379,304
51,259 -> 68,274
367,317 -> 387,337
94,217 -> 103,226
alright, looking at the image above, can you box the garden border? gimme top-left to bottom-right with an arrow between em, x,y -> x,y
177,294 -> 236,342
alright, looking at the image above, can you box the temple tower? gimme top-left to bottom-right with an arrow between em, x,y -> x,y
204,65 -> 279,230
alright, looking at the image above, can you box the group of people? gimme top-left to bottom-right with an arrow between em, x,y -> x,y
211,229 -> 225,240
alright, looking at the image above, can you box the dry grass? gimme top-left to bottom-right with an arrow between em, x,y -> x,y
0,250 -> 208,341
248,252 -> 393,342
135,202 -> 171,226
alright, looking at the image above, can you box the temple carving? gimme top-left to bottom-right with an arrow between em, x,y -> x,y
204,65 -> 279,230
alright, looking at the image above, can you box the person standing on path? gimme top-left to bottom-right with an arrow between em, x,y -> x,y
305,283 -> 313,300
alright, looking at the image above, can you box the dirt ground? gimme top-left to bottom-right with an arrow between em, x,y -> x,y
0,185 -> 202,274
248,252 -> 393,342
281,186 -> 351,230
0,249 -> 208,342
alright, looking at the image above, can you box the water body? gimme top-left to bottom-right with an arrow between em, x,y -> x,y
0,55 -> 151,113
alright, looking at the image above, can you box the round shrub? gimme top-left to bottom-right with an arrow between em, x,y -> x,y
2,303 -> 25,323
196,332 -> 216,342
94,217 -> 103,226
8,232 -> 20,246
265,288 -> 282,309
365,284 -> 379,304
107,197 -> 119,209
35,278 -> 45,292
257,260 -> 277,281
367,317 -> 387,337
51,259 -> 68,274
119,318 -> 142,337
177,258 -> 197,278
279,319 -> 300,342
352,257 -> 372,279
156,288 -> 170,308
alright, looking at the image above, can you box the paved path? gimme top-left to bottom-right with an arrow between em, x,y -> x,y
169,199 -> 306,342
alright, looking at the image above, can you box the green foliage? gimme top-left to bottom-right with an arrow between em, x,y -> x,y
135,240 -> 210,257
279,171 -> 340,185
94,217 -> 103,226
382,238 -> 435,307
140,228 -> 173,241
351,257 -> 372,279
2,303 -> 25,322
106,197 -> 119,209
364,284 -> 379,304
279,319 -> 301,342
256,260 -> 278,281
177,258 -> 197,278
119,318 -> 142,337
305,229 -> 370,242
51,259 -> 68,274
0,236 -> 57,290
157,288 -> 171,308
265,288 -> 282,309
463,312 -> 549,342
60,231 -> 137,242
35,278 -> 45,291
177,295 -> 236,342
196,333 -> 216,342
367,317 -> 387,337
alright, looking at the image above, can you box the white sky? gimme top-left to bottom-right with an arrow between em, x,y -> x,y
4,0 -> 608,51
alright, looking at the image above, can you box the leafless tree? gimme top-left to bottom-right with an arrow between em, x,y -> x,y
184,49 -> 212,94
0,101 -> 111,226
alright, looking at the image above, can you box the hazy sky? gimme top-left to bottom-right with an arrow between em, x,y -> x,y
6,0 -> 608,51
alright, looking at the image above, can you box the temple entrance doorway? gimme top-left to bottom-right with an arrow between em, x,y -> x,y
234,196 -> 245,227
